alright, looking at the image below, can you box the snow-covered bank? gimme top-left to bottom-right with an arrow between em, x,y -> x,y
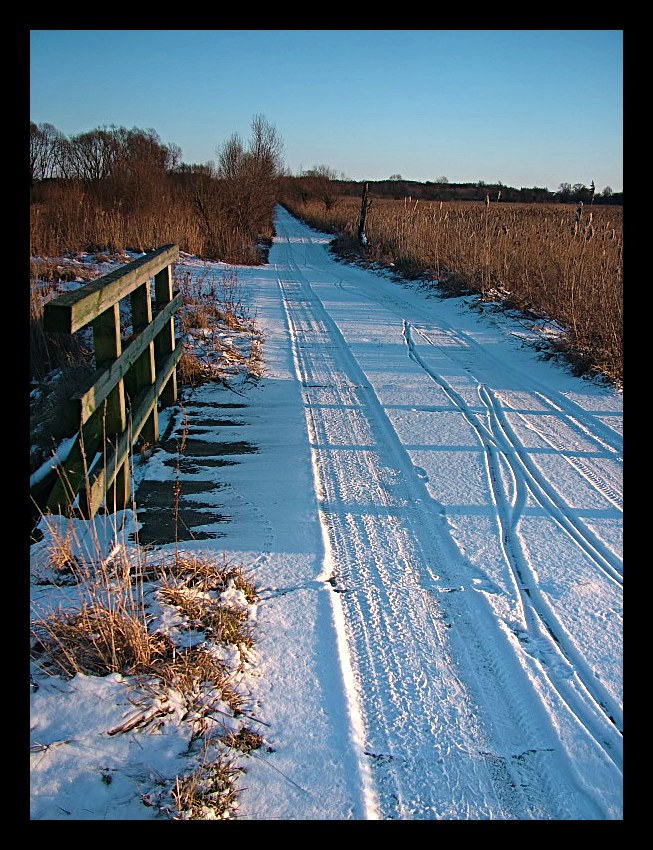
31,207 -> 622,820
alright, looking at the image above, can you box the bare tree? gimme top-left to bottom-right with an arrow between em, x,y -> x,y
215,114 -> 285,238
30,121 -> 67,182
67,127 -> 120,181
108,127 -> 176,211
302,164 -> 340,211
249,113 -> 284,181
557,183 -> 572,202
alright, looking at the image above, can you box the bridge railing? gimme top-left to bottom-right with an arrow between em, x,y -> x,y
34,244 -> 182,519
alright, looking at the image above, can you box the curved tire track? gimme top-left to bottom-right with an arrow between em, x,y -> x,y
271,207 -> 622,819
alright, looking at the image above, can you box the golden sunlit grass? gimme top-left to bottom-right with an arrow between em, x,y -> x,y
281,196 -> 623,386
30,513 -> 260,819
176,265 -> 264,389
169,740 -> 243,820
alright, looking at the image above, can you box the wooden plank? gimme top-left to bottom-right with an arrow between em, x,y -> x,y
128,279 -> 159,445
154,264 -> 173,306
93,302 -> 122,365
131,279 -> 153,332
84,346 -> 183,517
70,294 -> 181,426
139,408 -> 159,448
104,460 -> 131,514
160,369 -> 177,408
154,265 -> 176,361
92,304 -> 126,437
43,244 -> 179,334
44,406 -> 105,516
125,348 -> 156,400
125,281 -> 155,403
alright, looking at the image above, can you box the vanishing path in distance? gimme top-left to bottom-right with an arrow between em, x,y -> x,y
269,206 -> 622,820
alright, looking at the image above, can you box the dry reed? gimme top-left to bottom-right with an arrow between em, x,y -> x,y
281,196 -> 623,385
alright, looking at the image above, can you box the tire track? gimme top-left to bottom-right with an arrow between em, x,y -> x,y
405,323 -> 621,586
270,207 -> 622,817
479,382 -> 622,581
330,261 -> 622,487
403,321 -> 622,737
413,325 -> 623,511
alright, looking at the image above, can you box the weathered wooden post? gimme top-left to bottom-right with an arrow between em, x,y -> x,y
126,276 -> 157,443
93,302 -> 130,513
154,263 -> 178,408
358,181 -> 371,248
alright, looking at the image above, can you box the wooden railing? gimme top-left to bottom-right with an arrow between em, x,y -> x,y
34,244 -> 183,519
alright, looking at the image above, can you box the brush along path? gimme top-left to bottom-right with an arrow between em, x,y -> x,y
267,206 -> 622,819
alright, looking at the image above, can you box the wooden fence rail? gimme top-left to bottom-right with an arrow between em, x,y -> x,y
32,244 -> 182,519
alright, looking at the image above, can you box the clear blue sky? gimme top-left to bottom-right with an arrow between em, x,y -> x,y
30,30 -> 623,192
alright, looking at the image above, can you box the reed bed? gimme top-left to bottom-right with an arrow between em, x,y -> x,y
31,193 -> 215,260
281,197 -> 623,386
30,181 -> 265,265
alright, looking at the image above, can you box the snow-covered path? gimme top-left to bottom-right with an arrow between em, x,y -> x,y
234,207 -> 622,820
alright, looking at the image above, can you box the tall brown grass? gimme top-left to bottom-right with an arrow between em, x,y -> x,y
31,182 -> 225,261
30,171 -> 275,266
280,196 -> 623,386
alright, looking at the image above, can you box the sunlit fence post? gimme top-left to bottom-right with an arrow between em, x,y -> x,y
33,244 -> 182,519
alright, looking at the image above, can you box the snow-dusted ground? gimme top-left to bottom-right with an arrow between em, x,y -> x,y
30,206 -> 622,820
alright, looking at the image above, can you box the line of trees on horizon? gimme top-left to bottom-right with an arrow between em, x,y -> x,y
30,117 -> 622,261
31,120 -> 622,210
279,166 -> 622,208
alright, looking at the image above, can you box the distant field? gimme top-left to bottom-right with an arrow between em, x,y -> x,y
281,197 -> 623,386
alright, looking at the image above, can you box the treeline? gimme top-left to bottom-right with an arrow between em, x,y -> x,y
31,116 -> 621,262
30,116 -> 284,263
279,173 -> 623,208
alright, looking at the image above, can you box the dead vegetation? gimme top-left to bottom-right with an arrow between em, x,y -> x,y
30,519 -> 262,820
175,265 -> 264,390
30,116 -> 282,266
280,196 -> 623,387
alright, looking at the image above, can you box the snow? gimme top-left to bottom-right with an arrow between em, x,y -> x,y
30,206 -> 623,820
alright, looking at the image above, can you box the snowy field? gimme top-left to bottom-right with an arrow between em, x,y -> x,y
30,207 -> 622,820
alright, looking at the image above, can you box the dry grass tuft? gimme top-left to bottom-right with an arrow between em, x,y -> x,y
221,726 -> 264,754
31,603 -> 175,679
170,742 -> 243,820
155,646 -> 243,715
158,583 -> 254,650
177,349 -> 210,387
162,552 -> 258,602
31,516 -> 261,819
